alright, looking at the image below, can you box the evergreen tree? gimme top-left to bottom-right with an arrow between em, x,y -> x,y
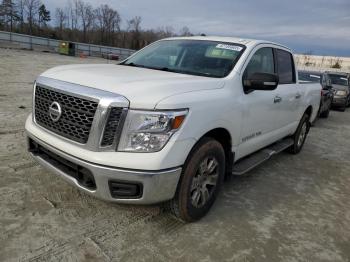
0,0 -> 19,31
38,4 -> 50,28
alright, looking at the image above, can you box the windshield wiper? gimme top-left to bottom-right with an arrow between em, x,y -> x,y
163,68 -> 218,78
121,64 -> 220,78
121,63 -> 163,71
146,66 -> 213,77
121,62 -> 146,68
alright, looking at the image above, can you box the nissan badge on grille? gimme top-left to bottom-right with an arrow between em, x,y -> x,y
49,101 -> 62,122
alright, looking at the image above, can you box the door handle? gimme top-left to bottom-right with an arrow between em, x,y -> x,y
274,96 -> 282,103
295,93 -> 302,99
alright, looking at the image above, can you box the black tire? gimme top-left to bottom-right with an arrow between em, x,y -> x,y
340,105 -> 346,112
319,107 -> 330,118
166,137 -> 225,222
288,113 -> 310,154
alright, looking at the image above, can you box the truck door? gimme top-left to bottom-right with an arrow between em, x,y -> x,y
273,49 -> 302,130
238,47 -> 279,158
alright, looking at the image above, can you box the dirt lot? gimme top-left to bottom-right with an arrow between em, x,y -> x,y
0,48 -> 350,262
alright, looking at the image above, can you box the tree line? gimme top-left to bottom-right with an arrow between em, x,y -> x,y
0,0 -> 193,50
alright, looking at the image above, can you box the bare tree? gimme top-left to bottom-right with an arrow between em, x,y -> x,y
17,0 -> 25,31
156,26 -> 175,38
320,56 -> 326,68
77,0 -> 94,42
127,15 -> 141,32
165,26 -> 174,37
180,26 -> 192,36
67,0 -> 78,31
0,8 -> 3,28
55,7 -> 67,35
127,16 -> 142,49
303,50 -> 313,67
331,58 -> 342,69
24,0 -> 40,35
95,4 -> 121,45
1,0 -> 197,51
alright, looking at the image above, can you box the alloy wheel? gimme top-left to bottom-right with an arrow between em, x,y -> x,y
190,157 -> 219,208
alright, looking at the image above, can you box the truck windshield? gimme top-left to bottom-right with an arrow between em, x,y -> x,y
121,40 -> 245,78
329,74 -> 349,86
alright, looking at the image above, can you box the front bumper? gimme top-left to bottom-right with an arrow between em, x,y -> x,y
27,133 -> 182,204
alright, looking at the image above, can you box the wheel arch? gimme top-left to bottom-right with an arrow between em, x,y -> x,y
303,106 -> 313,132
305,105 -> 313,117
192,127 -> 234,178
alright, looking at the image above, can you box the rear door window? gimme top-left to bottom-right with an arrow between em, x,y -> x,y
275,49 -> 295,84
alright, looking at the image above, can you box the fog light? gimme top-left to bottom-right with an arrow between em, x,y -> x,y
109,181 -> 142,198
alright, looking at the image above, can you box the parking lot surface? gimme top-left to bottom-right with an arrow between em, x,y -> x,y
0,48 -> 350,262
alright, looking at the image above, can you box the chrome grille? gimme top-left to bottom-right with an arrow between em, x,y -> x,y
34,85 -> 98,144
101,107 -> 124,147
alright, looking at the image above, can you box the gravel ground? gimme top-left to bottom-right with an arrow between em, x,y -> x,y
0,48 -> 350,262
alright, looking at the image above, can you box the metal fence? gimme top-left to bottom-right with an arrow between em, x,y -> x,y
294,54 -> 350,73
0,30 -> 135,60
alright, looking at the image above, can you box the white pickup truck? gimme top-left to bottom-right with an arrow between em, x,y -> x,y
26,36 -> 321,222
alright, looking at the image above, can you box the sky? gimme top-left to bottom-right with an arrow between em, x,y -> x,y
45,0 -> 350,56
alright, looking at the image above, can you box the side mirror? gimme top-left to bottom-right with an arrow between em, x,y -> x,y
243,72 -> 279,93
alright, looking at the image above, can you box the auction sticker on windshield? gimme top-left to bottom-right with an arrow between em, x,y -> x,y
216,44 -> 243,52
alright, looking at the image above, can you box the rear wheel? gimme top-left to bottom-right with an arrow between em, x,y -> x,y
288,113 -> 310,154
166,138 -> 225,222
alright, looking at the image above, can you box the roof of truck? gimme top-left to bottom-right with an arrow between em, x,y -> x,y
162,35 -> 291,51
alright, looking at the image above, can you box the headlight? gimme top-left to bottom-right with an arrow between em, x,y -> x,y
336,90 -> 347,96
118,109 -> 188,152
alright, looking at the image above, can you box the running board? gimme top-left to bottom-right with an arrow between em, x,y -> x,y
232,138 -> 294,176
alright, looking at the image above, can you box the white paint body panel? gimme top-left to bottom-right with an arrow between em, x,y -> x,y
41,64 -> 225,109
26,36 -> 321,170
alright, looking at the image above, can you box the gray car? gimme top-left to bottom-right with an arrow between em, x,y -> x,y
326,72 -> 350,111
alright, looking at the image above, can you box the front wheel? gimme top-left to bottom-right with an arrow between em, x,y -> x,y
288,113 -> 310,154
166,138 -> 225,222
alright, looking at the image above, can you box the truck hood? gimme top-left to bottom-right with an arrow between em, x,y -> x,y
40,64 -> 225,108
332,84 -> 349,92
